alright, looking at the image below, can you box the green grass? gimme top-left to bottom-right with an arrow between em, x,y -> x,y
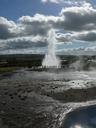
0,67 -> 19,73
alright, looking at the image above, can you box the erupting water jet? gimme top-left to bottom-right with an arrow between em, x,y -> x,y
42,29 -> 61,68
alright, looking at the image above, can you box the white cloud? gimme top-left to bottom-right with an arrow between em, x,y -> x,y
0,2 -> 96,54
41,0 -> 90,4
41,0 -> 63,4
0,35 -> 47,51
18,14 -> 59,36
1,3 -> 96,41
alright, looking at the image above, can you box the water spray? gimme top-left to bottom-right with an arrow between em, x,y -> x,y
42,29 -> 61,68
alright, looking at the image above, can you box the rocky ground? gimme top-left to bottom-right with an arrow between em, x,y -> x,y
0,69 -> 96,128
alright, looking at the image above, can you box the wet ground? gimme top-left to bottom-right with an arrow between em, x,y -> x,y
0,68 -> 96,128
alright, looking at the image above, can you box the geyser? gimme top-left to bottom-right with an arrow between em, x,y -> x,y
42,29 -> 61,68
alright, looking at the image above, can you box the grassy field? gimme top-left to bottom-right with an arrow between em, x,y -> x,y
0,54 -> 96,72
0,67 -> 19,73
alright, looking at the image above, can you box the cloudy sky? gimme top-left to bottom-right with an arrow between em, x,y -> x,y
0,0 -> 96,55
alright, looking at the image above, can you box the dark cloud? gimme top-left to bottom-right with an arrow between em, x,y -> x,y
76,31 -> 96,42
18,14 -> 59,36
60,3 -> 96,31
6,40 -> 46,50
0,17 -> 18,39
0,36 -> 47,51
57,31 -> 96,42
